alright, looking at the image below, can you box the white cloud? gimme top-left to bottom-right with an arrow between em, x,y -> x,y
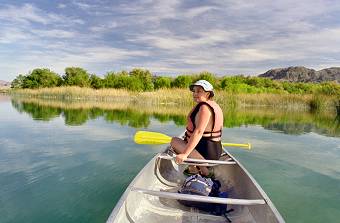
70,46 -> 148,63
0,4 -> 30,22
231,49 -> 278,62
57,3 -> 67,9
72,0 -> 92,10
0,27 -> 34,43
0,3 -> 59,25
133,35 -> 189,50
129,29 -> 234,50
33,29 -> 77,38
186,5 -> 217,18
1,0 -> 340,81
0,3 -> 84,27
5,45 -> 148,77
89,22 -> 119,33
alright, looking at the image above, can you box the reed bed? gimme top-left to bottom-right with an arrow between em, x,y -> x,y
10,96 -> 192,116
0,87 -> 10,94
11,87 -> 132,100
10,87 -> 339,112
11,87 -> 193,105
215,92 -> 338,112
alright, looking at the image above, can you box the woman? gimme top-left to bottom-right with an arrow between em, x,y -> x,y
170,80 -> 223,176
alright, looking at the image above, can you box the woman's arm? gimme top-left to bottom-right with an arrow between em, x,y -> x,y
176,105 -> 211,163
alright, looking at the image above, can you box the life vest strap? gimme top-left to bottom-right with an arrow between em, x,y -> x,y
185,130 -> 222,141
186,127 -> 222,135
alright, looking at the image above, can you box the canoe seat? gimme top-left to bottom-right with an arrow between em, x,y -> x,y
157,154 -> 237,166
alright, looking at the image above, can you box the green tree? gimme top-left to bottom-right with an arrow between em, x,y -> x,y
103,71 -> 129,88
11,74 -> 26,89
110,74 -> 144,91
113,74 -> 129,89
63,67 -> 91,87
90,74 -> 104,89
22,68 -> 62,89
153,76 -> 172,89
104,72 -> 117,88
125,76 -> 145,91
220,76 -> 246,91
171,75 -> 193,88
129,68 -> 154,91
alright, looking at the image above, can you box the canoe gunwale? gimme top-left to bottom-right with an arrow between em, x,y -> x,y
222,148 -> 285,222
106,155 -> 158,223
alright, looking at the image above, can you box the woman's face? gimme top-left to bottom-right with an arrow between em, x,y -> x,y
192,86 -> 210,102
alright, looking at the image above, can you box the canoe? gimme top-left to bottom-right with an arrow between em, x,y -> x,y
106,147 -> 285,223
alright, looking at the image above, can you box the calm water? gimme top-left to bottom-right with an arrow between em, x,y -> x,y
0,96 -> 339,223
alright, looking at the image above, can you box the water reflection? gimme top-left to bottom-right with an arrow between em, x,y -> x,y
11,97 -> 340,137
11,99 -> 61,121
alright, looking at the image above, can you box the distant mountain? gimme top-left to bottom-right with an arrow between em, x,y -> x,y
0,80 -> 11,87
258,66 -> 340,83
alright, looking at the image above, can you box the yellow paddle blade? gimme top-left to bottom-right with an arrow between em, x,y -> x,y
134,131 -> 172,145
222,142 -> 251,149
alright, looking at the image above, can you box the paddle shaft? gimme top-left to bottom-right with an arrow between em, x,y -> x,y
134,131 -> 251,149
222,142 -> 251,148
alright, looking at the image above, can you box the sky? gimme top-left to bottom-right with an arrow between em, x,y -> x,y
1,0 -> 340,81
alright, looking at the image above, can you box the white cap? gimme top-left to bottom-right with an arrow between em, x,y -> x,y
189,80 -> 214,97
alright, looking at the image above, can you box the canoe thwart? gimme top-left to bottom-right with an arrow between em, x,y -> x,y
157,154 -> 237,165
131,187 -> 266,206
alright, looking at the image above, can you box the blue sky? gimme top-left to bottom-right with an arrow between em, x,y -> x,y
1,0 -> 340,81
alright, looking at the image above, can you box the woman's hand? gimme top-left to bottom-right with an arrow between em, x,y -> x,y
175,153 -> 188,164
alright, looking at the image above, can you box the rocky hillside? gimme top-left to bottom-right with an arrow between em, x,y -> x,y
0,80 -> 11,87
259,66 -> 340,83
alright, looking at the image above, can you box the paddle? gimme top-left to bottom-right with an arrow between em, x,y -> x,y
134,131 -> 251,149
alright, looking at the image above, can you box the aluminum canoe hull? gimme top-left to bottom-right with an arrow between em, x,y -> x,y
106,148 -> 285,223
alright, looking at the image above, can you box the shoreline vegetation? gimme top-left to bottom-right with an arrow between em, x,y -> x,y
8,67 -> 340,114
10,86 -> 339,113
0,86 -> 10,94
10,86 -> 339,112
10,97 -> 340,136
